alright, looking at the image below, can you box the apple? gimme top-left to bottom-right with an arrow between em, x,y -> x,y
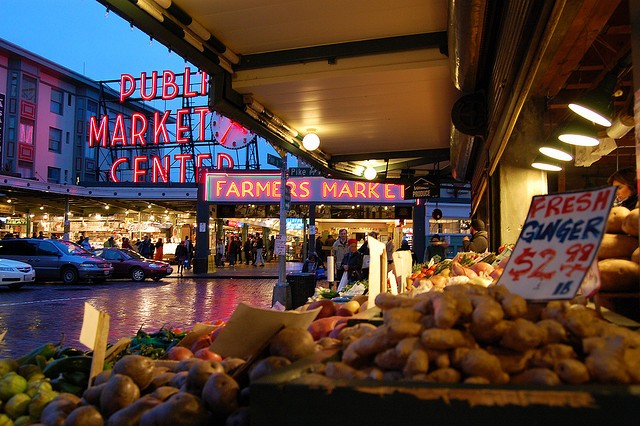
194,348 -> 223,362
341,300 -> 360,314
306,299 -> 337,319
335,308 -> 354,317
166,346 -> 194,361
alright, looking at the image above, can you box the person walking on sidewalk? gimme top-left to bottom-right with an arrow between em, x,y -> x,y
243,236 -> 253,265
215,239 -> 225,267
175,240 -> 188,276
253,233 -> 265,267
184,235 -> 194,269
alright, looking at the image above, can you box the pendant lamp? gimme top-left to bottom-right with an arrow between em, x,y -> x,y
531,154 -> 562,172
538,140 -> 573,162
557,120 -> 600,146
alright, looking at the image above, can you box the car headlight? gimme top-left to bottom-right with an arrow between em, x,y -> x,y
80,262 -> 100,269
0,267 -> 15,272
149,263 -> 161,269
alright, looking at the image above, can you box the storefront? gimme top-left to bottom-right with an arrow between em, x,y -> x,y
195,170 -> 418,272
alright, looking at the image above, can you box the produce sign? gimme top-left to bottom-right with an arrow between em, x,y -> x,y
499,186 -> 615,301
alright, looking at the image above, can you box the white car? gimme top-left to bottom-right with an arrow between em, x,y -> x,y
0,258 -> 36,290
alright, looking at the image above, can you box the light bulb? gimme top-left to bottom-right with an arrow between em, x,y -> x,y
302,131 -> 320,151
364,166 -> 377,180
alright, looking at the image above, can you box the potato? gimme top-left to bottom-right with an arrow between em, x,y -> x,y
221,358 -> 246,375
112,355 -> 156,390
201,372 -> 239,416
100,374 -> 141,418
269,327 -> 316,361
500,319 -> 545,352
92,370 -> 112,386
82,383 -> 107,407
554,359 -> 590,384
597,233 -> 638,259
632,247 -> 639,264
40,394 -> 81,426
63,405 -> 104,426
511,368 -> 561,385
168,371 -> 188,389
150,386 -> 179,401
459,348 -> 508,384
107,395 -> 162,426
622,208 -> 639,236
598,258 -> 640,292
147,372 -> 175,392
185,360 -> 223,396
606,206 -> 630,233
248,356 -> 291,382
139,392 -> 209,426
226,407 -> 250,426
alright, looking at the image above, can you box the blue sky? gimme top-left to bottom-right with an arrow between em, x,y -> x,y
0,0 -> 189,80
0,0 -> 284,168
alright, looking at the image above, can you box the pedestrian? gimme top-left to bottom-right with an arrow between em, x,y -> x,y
154,238 -> 164,261
184,235 -> 194,269
243,237 -> 252,265
76,233 -> 85,245
315,235 -> 324,264
216,239 -> 225,267
358,231 -> 378,280
425,234 -> 447,262
3,232 -> 14,239
253,233 -> 265,267
340,239 -> 363,284
463,219 -> 489,253
138,235 -> 152,258
81,237 -> 92,251
386,236 -> 395,266
37,231 -> 45,239
104,236 -> 115,247
332,228 -> 350,281
608,167 -> 638,210
268,235 -> 275,261
228,235 -> 239,266
175,240 -> 188,276
122,237 -> 133,250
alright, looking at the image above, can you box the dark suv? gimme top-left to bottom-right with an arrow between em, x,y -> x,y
0,239 -> 113,284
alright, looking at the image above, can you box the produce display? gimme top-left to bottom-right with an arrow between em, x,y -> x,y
1,209 -> 639,425
599,206 -> 640,292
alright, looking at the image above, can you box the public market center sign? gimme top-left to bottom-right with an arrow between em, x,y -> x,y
499,186 -> 615,301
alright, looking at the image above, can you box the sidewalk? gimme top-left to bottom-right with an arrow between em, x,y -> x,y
175,259 -> 304,279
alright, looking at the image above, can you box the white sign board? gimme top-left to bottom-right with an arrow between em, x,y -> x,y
274,234 -> 286,256
499,186 -> 615,301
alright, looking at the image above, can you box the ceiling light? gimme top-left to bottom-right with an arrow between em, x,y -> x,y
364,166 -> 377,180
557,121 -> 600,146
531,154 -> 562,172
302,129 -> 320,151
538,140 -> 573,162
568,73 -> 616,127
104,205 -> 110,210
148,204 -> 152,209
6,199 -> 11,203
39,206 -> 44,210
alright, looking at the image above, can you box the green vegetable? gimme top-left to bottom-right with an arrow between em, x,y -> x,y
17,342 -> 58,366
43,356 -> 92,379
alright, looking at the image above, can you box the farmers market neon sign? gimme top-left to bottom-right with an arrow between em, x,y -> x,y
203,171 -> 412,204
87,67 -> 237,183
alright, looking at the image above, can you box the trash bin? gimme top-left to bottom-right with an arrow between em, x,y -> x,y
287,273 -> 317,309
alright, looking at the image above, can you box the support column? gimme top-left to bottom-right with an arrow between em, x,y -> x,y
413,203 -> 426,263
498,98 -> 549,246
194,185 -> 210,274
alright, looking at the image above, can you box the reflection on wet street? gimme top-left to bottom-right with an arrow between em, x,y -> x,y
0,278 -> 276,358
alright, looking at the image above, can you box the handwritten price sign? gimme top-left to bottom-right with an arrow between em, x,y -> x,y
499,186 -> 615,300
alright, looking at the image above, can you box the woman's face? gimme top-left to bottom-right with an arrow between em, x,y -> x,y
349,243 -> 357,252
613,179 -> 634,202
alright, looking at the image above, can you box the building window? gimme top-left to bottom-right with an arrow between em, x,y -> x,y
47,167 -> 61,184
50,88 -> 63,115
49,127 -> 62,153
18,119 -> 34,144
21,75 -> 36,102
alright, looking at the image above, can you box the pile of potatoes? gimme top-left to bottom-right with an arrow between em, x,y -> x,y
36,325 -> 323,426
315,284 -> 640,386
599,206 -> 639,292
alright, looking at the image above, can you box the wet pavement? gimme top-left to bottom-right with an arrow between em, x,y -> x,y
0,261 -> 309,358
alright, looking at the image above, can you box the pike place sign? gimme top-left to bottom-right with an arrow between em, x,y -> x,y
404,177 -> 440,200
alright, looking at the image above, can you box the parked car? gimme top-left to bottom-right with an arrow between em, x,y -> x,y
0,239 -> 112,284
93,248 -> 173,281
0,258 -> 36,290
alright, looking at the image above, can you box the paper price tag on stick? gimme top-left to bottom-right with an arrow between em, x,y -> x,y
79,302 -> 110,386
499,186 -> 615,301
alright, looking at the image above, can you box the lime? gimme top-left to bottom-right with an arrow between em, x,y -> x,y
27,389 -> 58,419
0,360 -> 18,376
0,374 -> 27,401
0,413 -> 13,426
26,380 -> 51,398
4,393 -> 30,419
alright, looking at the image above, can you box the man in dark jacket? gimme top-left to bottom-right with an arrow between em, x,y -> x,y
463,219 -> 489,253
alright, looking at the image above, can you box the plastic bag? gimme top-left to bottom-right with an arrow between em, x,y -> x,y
337,272 -> 349,292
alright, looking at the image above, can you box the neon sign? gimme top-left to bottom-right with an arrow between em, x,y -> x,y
203,171 -> 412,204
89,67 -> 241,183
